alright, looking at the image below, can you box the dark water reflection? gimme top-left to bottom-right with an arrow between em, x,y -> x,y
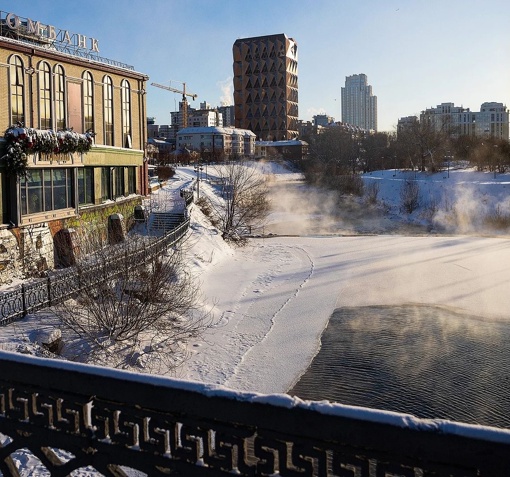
289,305 -> 510,428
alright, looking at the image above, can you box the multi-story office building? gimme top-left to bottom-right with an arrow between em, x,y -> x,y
0,10 -> 148,281
233,33 -> 298,141
341,74 -> 377,131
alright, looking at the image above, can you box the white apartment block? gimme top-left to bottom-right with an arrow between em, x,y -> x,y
341,74 -> 377,132
475,102 -> 509,139
177,126 -> 256,157
420,102 -> 509,140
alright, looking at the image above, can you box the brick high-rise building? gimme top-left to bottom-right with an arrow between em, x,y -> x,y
233,34 -> 298,141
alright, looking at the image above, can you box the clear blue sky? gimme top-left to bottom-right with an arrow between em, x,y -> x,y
4,0 -> 510,132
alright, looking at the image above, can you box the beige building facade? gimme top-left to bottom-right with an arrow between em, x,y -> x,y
0,10 -> 149,283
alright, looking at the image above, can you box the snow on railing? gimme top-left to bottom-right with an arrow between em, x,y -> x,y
0,349 -> 509,475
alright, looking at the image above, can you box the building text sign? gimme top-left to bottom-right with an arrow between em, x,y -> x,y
1,11 -> 99,52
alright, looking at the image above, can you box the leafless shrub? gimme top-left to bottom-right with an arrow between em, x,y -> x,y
400,180 -> 420,214
364,180 -> 380,204
52,231 -> 212,371
484,205 -> 510,230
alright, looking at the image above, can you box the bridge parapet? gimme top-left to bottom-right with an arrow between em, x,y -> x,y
0,350 -> 509,476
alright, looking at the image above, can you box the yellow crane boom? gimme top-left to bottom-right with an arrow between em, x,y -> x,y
151,82 -> 197,131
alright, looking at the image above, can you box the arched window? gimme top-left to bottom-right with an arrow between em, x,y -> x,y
121,79 -> 132,148
54,64 -> 66,130
103,75 -> 114,145
83,71 -> 94,132
9,55 -> 25,125
39,61 -> 52,129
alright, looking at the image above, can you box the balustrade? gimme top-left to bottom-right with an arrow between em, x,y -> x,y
0,351 -> 509,475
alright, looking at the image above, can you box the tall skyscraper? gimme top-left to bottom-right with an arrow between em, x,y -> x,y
233,34 -> 298,141
341,74 -> 377,131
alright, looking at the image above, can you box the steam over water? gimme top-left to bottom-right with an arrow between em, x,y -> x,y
289,305 -> 510,429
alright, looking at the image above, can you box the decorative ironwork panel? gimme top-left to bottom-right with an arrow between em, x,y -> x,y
48,267 -> 80,304
0,288 -> 24,325
22,279 -> 49,314
0,351 -> 509,476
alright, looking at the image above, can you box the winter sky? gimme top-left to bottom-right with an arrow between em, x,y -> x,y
5,0 -> 510,132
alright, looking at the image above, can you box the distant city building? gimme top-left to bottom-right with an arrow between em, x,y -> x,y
420,103 -> 474,138
313,114 -> 335,127
233,33 -> 298,141
419,102 -> 509,140
147,137 -> 173,154
397,116 -> 419,136
147,117 -> 160,138
475,102 -> 509,139
297,120 -> 314,138
176,126 -> 256,158
341,74 -> 377,131
188,108 -> 223,128
218,104 -> 235,127
255,139 -> 308,161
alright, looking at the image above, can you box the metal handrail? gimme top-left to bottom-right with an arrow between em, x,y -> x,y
0,212 -> 192,325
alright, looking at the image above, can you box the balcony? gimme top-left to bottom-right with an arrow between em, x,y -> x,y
1,350 -> 509,475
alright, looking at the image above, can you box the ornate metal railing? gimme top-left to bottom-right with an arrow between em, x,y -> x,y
0,216 -> 191,326
0,350 -> 509,476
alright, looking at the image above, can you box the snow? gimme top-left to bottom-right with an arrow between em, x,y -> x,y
3,160 -> 510,472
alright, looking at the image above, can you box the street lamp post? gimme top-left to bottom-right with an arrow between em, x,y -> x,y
494,145 -> 498,179
194,162 -> 203,198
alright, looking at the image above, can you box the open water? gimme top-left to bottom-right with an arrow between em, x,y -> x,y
289,305 -> 510,428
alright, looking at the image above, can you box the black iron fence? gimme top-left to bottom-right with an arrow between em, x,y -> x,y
0,217 -> 191,326
0,350 -> 509,476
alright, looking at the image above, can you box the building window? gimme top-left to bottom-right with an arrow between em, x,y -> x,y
78,167 -> 94,205
54,65 -> 66,130
113,166 -> 125,199
83,72 -> 94,133
103,75 -> 114,146
9,55 -> 25,125
39,62 -> 52,129
20,168 -> 73,215
127,167 -> 136,194
101,167 -> 111,201
121,79 -> 132,148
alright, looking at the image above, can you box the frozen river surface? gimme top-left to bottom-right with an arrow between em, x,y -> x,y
289,304 -> 510,428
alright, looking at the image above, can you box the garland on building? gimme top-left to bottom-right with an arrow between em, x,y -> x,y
1,123 -> 95,178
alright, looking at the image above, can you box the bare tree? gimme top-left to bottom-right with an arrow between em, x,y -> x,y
396,117 -> 451,172
204,161 -> 271,242
400,180 -> 420,214
52,228 -> 212,371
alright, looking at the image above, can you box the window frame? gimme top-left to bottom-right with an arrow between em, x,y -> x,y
38,61 -> 52,130
121,79 -> 132,148
103,75 -> 114,146
54,64 -> 66,130
9,55 -> 25,125
83,71 -> 94,133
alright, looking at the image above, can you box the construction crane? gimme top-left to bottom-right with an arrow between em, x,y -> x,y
151,81 -> 197,132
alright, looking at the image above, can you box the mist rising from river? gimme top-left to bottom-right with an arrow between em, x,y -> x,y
289,305 -> 510,428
